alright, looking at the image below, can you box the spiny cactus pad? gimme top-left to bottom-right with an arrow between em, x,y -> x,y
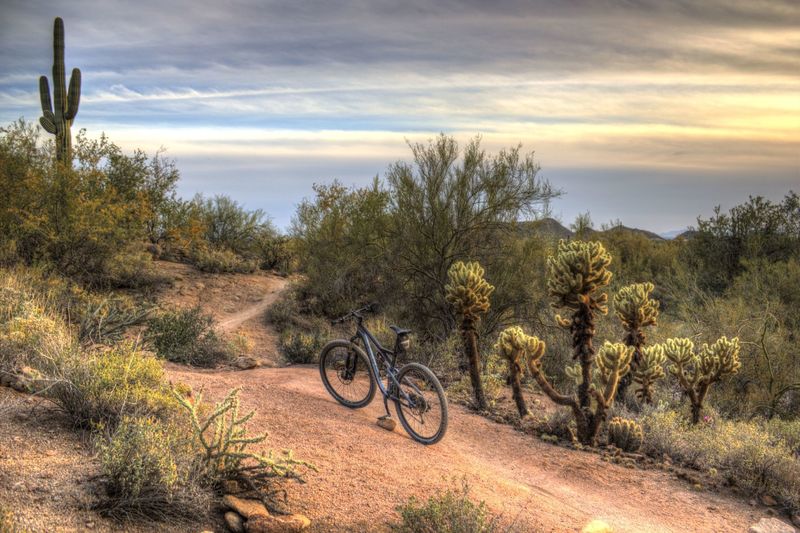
445,261 -> 494,321
608,417 -> 644,452
613,282 -> 659,330
547,239 -> 612,315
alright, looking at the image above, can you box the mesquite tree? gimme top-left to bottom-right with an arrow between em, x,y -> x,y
613,282 -> 659,401
663,336 -> 741,424
524,240 -> 634,445
494,326 -> 544,418
445,261 -> 494,410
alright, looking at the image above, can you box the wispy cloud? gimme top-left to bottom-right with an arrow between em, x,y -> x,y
0,0 -> 798,231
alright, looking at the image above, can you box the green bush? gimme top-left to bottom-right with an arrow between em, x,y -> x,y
49,343 -> 178,429
391,481 -> 499,533
189,245 -> 257,274
264,289 -> 301,333
279,327 -> 328,364
146,306 -> 232,367
95,416 -> 209,520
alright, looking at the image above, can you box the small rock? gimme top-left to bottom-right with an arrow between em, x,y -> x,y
748,517 -> 796,533
246,514 -> 311,533
224,511 -> 245,533
581,519 -> 613,533
221,495 -> 269,519
85,521 -> 95,529
376,416 -> 397,431
761,494 -> 778,507
234,357 -> 258,370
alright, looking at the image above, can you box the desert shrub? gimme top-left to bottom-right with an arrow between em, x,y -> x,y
49,343 -> 178,428
189,245 -> 257,274
264,288 -> 302,333
391,481 -> 499,533
146,306 -> 232,367
536,408 -> 576,442
765,418 -> 800,458
447,374 -> 504,410
101,244 -> 171,289
639,407 -> 800,512
279,327 -> 328,364
95,416 -> 210,520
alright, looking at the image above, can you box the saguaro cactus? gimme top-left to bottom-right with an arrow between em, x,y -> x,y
613,282 -> 659,401
445,261 -> 494,411
524,240 -> 632,445
663,336 -> 741,424
494,326 -> 545,418
39,17 -> 81,164
632,344 -> 666,404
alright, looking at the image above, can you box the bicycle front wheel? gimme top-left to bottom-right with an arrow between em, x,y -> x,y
319,340 -> 376,409
394,363 -> 448,445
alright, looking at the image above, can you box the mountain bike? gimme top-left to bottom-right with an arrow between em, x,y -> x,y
319,304 -> 448,445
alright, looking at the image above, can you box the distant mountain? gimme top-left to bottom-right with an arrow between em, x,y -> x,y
519,218 -> 573,239
659,228 -> 691,239
518,218 -> 667,241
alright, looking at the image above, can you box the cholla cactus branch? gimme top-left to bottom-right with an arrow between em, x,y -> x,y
613,282 -> 660,401
494,326 -> 544,417
595,341 -> 633,408
445,261 -> 494,410
663,336 -> 741,424
632,344 -> 666,404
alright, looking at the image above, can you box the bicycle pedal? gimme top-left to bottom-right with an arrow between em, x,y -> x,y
376,415 -> 397,431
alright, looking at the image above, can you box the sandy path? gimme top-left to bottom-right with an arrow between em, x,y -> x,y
217,289 -> 282,333
165,277 -> 764,533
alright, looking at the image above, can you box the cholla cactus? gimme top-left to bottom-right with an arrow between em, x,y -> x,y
548,239 -> 612,320
526,241 -> 618,445
663,336 -> 741,424
494,326 -> 544,417
632,344 -> 666,404
174,388 -> 314,482
607,417 -> 643,452
445,261 -> 495,410
39,17 -> 81,164
613,283 -> 659,401
445,261 -> 494,321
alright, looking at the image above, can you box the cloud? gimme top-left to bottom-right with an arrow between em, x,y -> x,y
0,0 -> 798,232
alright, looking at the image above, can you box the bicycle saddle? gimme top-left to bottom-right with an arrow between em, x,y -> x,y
389,325 -> 412,336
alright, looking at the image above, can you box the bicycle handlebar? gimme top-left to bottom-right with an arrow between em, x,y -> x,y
331,303 -> 378,325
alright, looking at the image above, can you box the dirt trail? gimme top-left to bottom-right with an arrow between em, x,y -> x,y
166,273 -> 764,533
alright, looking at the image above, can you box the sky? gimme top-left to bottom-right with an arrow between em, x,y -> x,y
1,0 -> 798,234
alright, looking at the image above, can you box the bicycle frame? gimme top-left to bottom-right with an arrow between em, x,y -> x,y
349,320 -> 422,415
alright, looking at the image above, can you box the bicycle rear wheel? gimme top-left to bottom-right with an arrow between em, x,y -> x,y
394,362 -> 448,445
319,340 -> 376,408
